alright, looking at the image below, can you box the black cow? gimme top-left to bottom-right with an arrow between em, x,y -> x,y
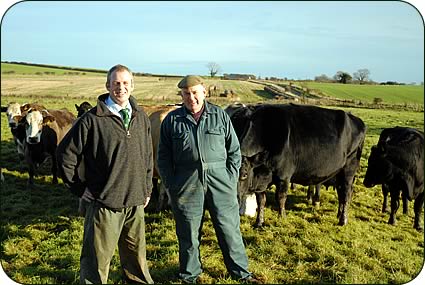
363,127 -> 423,231
75,101 -> 93,118
236,103 -> 366,227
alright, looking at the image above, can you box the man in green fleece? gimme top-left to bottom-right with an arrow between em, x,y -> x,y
57,64 -> 154,284
157,75 -> 260,284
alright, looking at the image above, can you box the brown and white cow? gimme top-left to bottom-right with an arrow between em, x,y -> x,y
4,102 -> 47,160
147,104 -> 181,211
19,108 -> 76,185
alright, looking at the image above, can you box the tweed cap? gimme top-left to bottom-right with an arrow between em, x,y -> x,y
177,75 -> 204,88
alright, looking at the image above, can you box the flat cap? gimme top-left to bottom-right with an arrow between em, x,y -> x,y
177,75 -> 204,88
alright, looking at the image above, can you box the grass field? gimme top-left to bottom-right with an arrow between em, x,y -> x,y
301,82 -> 424,105
0,63 -> 424,284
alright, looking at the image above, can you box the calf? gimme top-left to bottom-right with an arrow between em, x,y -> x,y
363,127 -> 423,231
20,109 -> 75,185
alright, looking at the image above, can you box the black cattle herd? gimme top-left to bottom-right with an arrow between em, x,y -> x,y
1,101 -> 424,231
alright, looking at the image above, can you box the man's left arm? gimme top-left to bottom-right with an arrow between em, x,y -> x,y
224,113 -> 241,178
144,114 -> 154,203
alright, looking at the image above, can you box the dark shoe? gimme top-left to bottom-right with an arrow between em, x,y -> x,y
240,275 -> 263,284
180,276 -> 199,284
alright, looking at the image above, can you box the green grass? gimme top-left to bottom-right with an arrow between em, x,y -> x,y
301,82 -> 424,104
0,67 -> 424,284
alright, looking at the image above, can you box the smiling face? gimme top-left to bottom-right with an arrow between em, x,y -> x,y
106,69 -> 134,107
180,83 -> 206,114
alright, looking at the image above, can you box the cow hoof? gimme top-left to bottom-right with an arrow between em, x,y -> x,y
314,202 -> 320,209
414,225 -> 423,232
388,219 -> 396,226
253,223 -> 264,229
337,215 -> 347,226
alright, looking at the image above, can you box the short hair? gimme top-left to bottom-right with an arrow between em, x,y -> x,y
106,64 -> 133,85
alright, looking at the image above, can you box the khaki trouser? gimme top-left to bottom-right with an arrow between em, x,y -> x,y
80,202 -> 153,284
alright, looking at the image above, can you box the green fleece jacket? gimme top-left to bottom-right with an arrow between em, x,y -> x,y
56,94 -> 153,210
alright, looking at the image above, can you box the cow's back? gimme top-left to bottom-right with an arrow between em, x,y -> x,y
149,105 -> 179,177
240,104 -> 366,184
45,109 -> 76,144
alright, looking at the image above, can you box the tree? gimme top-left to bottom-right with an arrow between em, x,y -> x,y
353,68 -> 370,84
314,74 -> 332,82
206,62 -> 221,78
334,71 -> 352,84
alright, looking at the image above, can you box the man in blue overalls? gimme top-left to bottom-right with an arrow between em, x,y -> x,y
157,75 -> 260,283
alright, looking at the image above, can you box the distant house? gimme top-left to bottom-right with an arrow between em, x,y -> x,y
223,73 -> 256,80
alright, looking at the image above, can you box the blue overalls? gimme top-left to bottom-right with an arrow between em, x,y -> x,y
157,102 -> 251,282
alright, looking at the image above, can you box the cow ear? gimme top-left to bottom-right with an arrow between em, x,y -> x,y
252,151 -> 268,166
75,104 -> 79,110
43,114 -> 56,124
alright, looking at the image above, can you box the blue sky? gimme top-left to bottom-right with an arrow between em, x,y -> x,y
1,1 -> 424,83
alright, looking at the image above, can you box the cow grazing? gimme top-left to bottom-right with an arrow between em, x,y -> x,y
75,101 -> 93,117
363,127 -> 423,231
235,103 -> 366,227
20,109 -> 76,185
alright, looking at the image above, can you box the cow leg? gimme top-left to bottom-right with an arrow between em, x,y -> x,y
28,163 -> 35,186
254,192 -> 266,228
157,180 -> 169,212
413,192 -> 424,231
276,180 -> 288,218
388,189 -> 400,226
336,178 -> 354,226
382,184 -> 389,213
313,184 -> 321,208
51,153 -> 58,184
402,192 -> 408,215
306,185 -> 313,204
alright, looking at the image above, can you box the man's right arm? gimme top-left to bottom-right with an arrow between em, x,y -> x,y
56,120 -> 88,197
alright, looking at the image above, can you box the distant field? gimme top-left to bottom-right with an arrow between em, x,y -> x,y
302,82 -> 424,104
2,63 -> 423,107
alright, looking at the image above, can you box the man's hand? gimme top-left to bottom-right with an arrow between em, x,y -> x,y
144,196 -> 151,208
81,188 -> 94,202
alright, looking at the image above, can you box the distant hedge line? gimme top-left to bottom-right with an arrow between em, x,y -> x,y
1,61 -> 182,78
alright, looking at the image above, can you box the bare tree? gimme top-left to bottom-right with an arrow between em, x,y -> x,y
353,68 -> 371,84
206,62 -> 221,78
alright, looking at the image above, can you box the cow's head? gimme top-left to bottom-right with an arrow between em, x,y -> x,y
363,145 -> 393,188
6,102 -> 21,128
25,110 -> 56,144
75,101 -> 93,118
237,152 -> 270,203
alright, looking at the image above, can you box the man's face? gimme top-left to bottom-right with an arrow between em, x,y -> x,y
106,70 -> 134,107
180,84 -> 206,114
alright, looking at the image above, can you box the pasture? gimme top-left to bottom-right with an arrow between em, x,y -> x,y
0,65 -> 424,284
301,81 -> 424,105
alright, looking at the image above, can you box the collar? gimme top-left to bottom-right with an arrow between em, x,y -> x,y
96,93 -> 139,117
105,96 -> 132,116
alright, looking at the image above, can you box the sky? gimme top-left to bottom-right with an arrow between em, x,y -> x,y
0,1 -> 424,84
